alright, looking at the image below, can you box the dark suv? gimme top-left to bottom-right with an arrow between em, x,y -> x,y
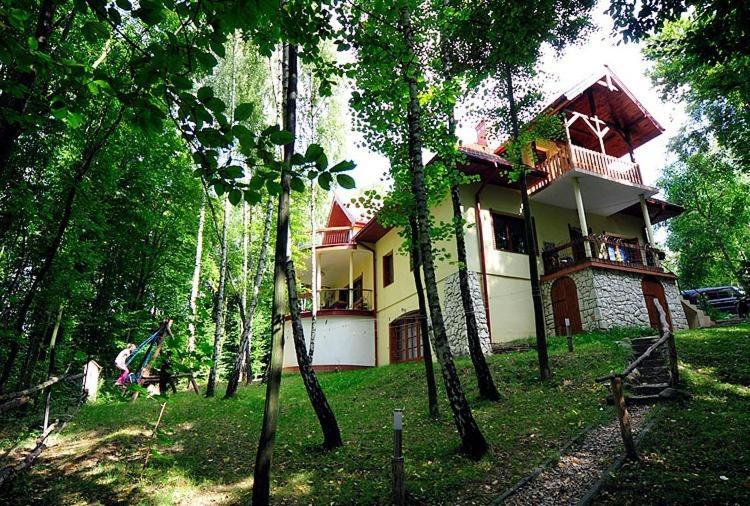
682,286 -> 746,315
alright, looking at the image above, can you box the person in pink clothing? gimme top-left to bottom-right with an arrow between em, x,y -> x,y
114,343 -> 136,386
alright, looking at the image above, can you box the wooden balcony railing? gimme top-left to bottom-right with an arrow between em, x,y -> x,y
315,226 -> 354,246
300,288 -> 373,312
528,144 -> 644,193
542,235 -> 664,276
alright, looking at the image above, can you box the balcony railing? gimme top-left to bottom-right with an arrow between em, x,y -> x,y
542,235 -> 663,276
300,288 -> 373,312
315,226 -> 354,246
528,144 -> 643,193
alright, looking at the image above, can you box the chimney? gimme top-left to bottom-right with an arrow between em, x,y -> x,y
475,120 -> 488,147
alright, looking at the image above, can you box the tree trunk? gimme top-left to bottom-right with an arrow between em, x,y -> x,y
0,0 -> 58,179
409,216 -> 440,419
308,181 -> 318,360
206,196 -> 230,397
225,197 -> 274,399
187,195 -> 205,353
451,184 -> 501,400
504,67 -> 551,381
286,258 -> 343,448
400,6 -> 487,460
42,303 -> 63,430
253,43 -> 293,506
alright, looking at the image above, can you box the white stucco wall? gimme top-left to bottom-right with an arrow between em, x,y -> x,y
283,314 -> 376,369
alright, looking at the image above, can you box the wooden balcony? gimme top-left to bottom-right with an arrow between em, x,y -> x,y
542,235 -> 667,280
300,288 -> 374,312
529,144 -> 644,194
315,226 -> 354,246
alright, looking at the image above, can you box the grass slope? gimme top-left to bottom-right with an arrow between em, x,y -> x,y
2,329 -> 644,505
596,324 -> 750,505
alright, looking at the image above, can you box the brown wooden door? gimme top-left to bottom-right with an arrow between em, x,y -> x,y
642,276 -> 672,330
551,277 -> 582,336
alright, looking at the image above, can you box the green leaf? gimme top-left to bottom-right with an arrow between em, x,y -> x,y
330,160 -> 356,173
336,174 -> 356,189
228,188 -> 242,205
290,153 -> 305,165
234,103 -> 254,122
266,180 -> 282,195
224,165 -> 244,179
269,130 -> 294,145
290,177 -> 306,193
316,153 -> 328,171
244,190 -> 262,205
197,86 -> 214,101
319,172 -> 332,191
65,112 -> 84,129
304,143 -> 324,163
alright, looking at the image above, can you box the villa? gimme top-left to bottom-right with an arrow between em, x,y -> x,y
283,67 -> 688,372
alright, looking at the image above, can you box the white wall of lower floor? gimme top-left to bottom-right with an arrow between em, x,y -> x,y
283,314 -> 376,369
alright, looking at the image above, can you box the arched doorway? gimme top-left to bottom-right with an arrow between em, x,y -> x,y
642,276 -> 672,330
551,277 -> 582,336
389,311 -> 423,363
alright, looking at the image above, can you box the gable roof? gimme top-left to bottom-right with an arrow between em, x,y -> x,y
543,66 -> 664,157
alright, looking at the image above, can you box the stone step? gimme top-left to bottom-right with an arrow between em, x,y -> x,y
630,383 -> 670,395
606,393 -> 661,405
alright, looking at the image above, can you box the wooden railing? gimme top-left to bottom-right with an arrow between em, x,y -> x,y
528,143 -> 644,193
542,235 -> 663,276
300,288 -> 373,311
315,226 -> 354,246
571,145 -> 643,185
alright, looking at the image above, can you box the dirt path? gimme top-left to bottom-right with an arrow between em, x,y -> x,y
501,405 -> 652,505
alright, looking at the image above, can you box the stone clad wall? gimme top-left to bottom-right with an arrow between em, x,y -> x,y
662,278 -> 689,330
542,268 -> 689,334
443,271 -> 492,356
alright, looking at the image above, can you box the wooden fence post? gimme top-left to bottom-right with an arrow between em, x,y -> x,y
611,375 -> 638,460
392,408 -> 405,506
565,318 -> 574,352
653,300 -> 679,386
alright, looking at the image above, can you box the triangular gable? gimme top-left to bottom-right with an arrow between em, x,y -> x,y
326,194 -> 357,228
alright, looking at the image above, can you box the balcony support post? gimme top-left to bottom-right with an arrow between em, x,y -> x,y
572,177 -> 591,257
348,250 -> 354,309
639,194 -> 656,248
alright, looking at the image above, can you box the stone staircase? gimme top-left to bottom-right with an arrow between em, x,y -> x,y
622,336 -> 673,404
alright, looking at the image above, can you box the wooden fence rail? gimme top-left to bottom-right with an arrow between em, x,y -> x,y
0,372 -> 84,404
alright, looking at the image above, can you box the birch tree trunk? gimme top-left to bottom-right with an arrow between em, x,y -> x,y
505,67 -> 551,381
409,216 -> 440,419
400,6 -> 487,460
450,184 -> 501,400
308,181 -> 318,360
187,195 -> 206,353
225,197 -> 274,399
206,196 -> 230,397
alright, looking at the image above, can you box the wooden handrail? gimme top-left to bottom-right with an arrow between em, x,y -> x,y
0,372 -> 84,403
595,333 -> 669,383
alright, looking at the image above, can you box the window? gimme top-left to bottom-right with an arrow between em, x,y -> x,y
383,251 -> 394,287
492,213 -> 527,254
389,312 -> 423,363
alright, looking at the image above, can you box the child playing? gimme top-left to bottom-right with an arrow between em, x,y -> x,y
114,343 -> 136,386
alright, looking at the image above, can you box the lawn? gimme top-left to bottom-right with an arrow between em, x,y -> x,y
595,324 -> 750,505
1,328 -> 648,505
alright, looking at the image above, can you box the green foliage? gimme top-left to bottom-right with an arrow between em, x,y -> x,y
659,145 -> 750,290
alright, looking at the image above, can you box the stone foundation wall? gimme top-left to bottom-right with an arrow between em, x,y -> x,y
661,278 -> 689,330
542,268 -> 689,335
443,271 -> 492,356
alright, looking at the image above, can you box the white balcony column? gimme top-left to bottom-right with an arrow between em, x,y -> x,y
640,193 -> 656,247
313,252 -> 321,312
572,176 -> 592,257
348,250 -> 354,309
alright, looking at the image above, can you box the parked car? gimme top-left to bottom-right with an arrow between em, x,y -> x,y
681,286 -> 746,315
